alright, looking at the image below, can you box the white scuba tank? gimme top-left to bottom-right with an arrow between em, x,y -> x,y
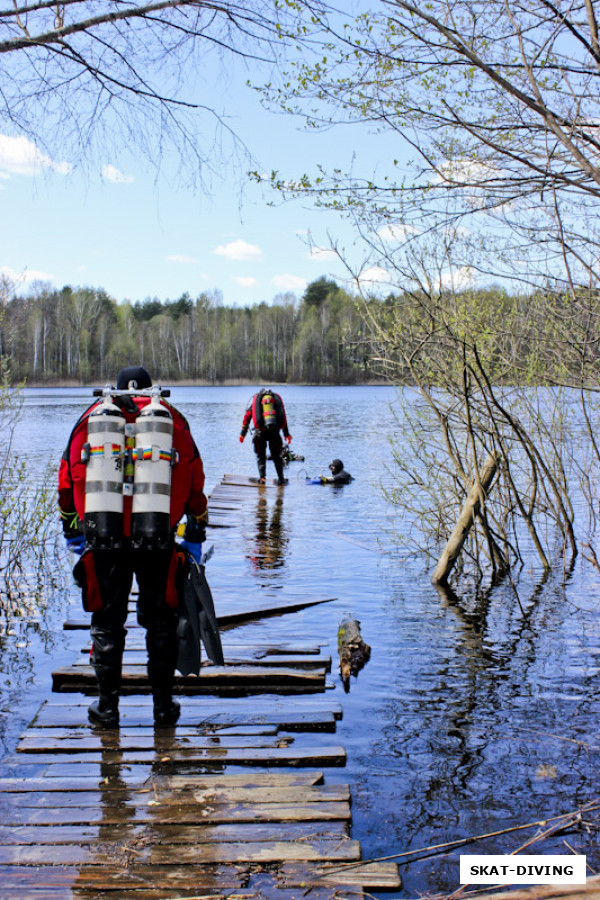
131,388 -> 174,550
82,394 -> 126,549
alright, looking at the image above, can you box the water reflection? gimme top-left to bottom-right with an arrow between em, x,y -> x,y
246,489 -> 289,581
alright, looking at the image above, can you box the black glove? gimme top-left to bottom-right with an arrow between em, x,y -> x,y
184,514 -> 206,544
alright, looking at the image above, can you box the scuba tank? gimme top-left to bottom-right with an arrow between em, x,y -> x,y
81,393 -> 126,549
131,386 -> 174,550
261,392 -> 278,427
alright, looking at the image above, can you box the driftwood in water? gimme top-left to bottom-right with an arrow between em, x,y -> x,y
337,617 -> 371,691
431,451 -> 499,585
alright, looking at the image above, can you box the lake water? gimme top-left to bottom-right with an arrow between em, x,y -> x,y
2,383 -> 600,896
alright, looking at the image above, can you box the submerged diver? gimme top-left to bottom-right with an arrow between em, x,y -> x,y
58,365 -> 208,728
239,388 -> 292,485
318,459 -> 354,485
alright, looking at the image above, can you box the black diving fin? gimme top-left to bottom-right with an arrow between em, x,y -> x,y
176,547 -> 224,676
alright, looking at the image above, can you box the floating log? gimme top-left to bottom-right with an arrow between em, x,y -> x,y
431,450 -> 500,585
337,617 -> 371,691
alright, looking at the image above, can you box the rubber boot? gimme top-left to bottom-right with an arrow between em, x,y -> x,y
153,691 -> 181,727
147,622 -> 180,727
88,627 -> 124,728
88,663 -> 120,727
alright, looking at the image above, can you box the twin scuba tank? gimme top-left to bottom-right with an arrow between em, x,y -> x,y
81,385 -> 175,550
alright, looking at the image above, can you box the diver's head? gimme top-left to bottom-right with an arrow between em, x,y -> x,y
116,366 -> 152,390
329,459 -> 343,475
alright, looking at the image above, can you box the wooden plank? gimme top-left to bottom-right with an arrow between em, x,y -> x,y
81,641 -> 326,656
51,664 -> 327,693
21,724 -> 279,739
222,474 -> 279,488
69,654 -> 332,671
64,596 -> 337,631
41,694 -> 341,711
0,820 -> 349,845
0,839 -> 361,865
0,800 -> 351,825
0,864 -> 246,890
279,861 -> 402,890
2,743 -> 347,767
0,772 -> 327,790
17,733 -> 288,753
0,784 -> 350,807
31,708 -> 337,731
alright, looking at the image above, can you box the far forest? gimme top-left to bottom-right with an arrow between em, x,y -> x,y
0,276 -> 593,387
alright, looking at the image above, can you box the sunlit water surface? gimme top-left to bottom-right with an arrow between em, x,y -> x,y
2,384 -> 600,896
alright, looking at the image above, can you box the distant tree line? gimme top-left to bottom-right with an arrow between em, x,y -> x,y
0,277 -> 372,385
1,277 -> 596,387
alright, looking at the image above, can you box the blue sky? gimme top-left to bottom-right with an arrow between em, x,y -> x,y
0,38 -> 396,308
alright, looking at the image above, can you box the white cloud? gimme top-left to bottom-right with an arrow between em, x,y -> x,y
357,266 -> 391,286
0,265 -> 54,284
212,239 -> 263,261
0,135 -> 71,177
438,266 -> 476,290
307,246 -> 338,261
101,164 -> 134,184
377,223 -> 419,242
166,254 -> 197,264
271,274 -> 307,292
233,276 -> 259,288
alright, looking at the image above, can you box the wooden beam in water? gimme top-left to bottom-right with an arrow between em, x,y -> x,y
51,663 -> 328,694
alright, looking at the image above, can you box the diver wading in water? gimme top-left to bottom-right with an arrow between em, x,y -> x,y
58,366 -> 208,728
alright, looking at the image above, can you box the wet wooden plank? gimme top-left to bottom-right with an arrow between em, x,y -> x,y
0,784 -> 350,807
63,596 -> 337,631
17,732 -> 288,753
69,654 -> 332,671
31,707 -> 338,731
51,664 -> 327,693
0,771 -> 327,790
0,837 -> 361,864
222,474 -> 279,488
21,724 -> 279,739
0,800 -> 351,825
279,861 -> 403,890
42,694 -> 341,712
0,864 -> 245,889
3,744 -> 347,767
0,820 -> 349,845
82,641 -> 326,656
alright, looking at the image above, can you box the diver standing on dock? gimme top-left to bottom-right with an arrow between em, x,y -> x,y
239,388 -> 292,486
58,365 -> 208,728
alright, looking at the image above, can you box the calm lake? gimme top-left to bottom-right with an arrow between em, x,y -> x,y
2,383 -> 600,896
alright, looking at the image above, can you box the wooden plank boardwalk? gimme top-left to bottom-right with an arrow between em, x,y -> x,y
0,475 -> 400,899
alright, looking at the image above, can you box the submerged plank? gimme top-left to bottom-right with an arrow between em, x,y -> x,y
3,744 -> 346,766
17,732 -> 287,753
31,708 -> 337,731
0,771 -> 327,791
0,784 -> 350,807
0,801 -> 351,826
64,595 -> 337,631
0,838 -> 361,865
0,820 -> 349,846
279,861 -> 402,890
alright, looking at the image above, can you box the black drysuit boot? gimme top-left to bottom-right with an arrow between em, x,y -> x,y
153,693 -> 181,727
88,626 -> 124,728
147,624 -> 180,727
88,663 -> 120,728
